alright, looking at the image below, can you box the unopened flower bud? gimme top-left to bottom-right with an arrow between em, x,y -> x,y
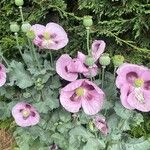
21,22 -> 31,33
23,92 -> 31,98
15,0 -> 24,6
99,53 -> 111,66
113,55 -> 124,67
83,16 -> 93,27
89,121 -> 94,131
10,22 -> 20,33
26,30 -> 35,39
85,56 -> 95,66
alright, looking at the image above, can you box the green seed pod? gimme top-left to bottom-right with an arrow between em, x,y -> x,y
21,22 -> 31,33
83,16 -> 93,27
99,53 -> 111,66
10,22 -> 20,33
26,30 -> 35,39
85,56 -> 95,66
113,55 -> 124,67
15,0 -> 24,6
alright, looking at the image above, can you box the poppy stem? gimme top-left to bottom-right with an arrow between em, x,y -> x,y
101,66 -> 106,88
19,6 -> 24,23
0,54 -> 9,67
14,32 -> 23,57
113,66 -> 117,79
49,51 -> 53,67
31,43 -> 41,71
86,27 -> 91,56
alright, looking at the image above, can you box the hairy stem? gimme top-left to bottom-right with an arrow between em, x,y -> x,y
101,66 -> 106,88
14,32 -> 23,57
86,27 -> 91,56
19,6 -> 24,23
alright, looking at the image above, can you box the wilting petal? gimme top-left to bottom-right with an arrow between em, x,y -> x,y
91,40 -> 106,61
77,51 -> 86,63
67,58 -> 88,73
81,90 -> 104,115
45,22 -> 69,50
116,63 -> 147,88
94,116 -> 108,135
127,89 -> 150,112
83,64 -> 98,77
60,90 -> 82,113
120,85 -> 135,110
56,54 -> 78,81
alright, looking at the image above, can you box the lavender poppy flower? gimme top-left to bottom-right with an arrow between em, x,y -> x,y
93,116 -> 108,135
0,64 -> 6,87
12,102 -> 40,127
116,63 -> 150,112
31,22 -> 68,50
60,79 -> 105,115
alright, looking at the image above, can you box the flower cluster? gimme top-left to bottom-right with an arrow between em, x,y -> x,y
56,40 -> 105,81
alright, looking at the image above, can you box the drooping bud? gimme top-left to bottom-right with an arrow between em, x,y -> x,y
112,55 -> 124,67
83,16 -> 93,27
26,30 -> 35,39
99,53 -> 111,66
85,56 -> 95,66
21,22 -> 31,33
10,22 -> 20,33
15,0 -> 24,6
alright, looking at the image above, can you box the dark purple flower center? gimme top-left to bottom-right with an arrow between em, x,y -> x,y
19,104 -> 36,119
126,72 -> 138,84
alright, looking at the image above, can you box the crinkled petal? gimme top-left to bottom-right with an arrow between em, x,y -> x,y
56,54 -> 78,81
83,64 -> 98,77
60,90 -> 82,113
81,90 -> 104,115
127,89 -> 150,112
91,40 -> 106,61
67,58 -> 88,73
120,85 -> 135,110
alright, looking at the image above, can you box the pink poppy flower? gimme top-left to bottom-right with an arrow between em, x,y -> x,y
0,64 -> 6,87
93,116 -> 108,135
31,22 -> 68,50
56,54 -> 88,81
77,52 -> 98,77
91,40 -> 106,61
116,63 -> 150,112
116,63 -> 148,89
60,79 -> 105,115
12,102 -> 40,127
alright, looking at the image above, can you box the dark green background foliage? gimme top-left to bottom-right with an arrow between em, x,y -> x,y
0,0 -> 150,65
